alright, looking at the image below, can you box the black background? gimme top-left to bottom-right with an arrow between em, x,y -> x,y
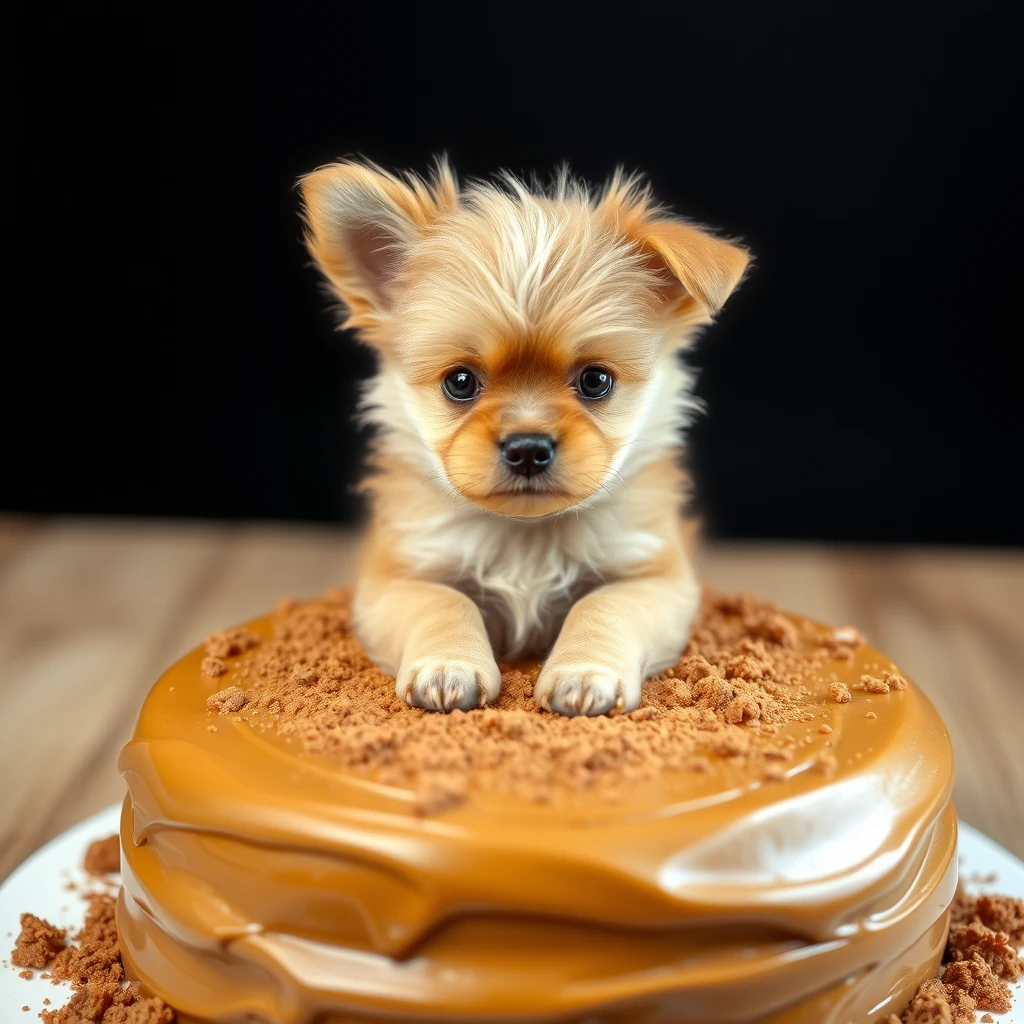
4,3 -> 1021,544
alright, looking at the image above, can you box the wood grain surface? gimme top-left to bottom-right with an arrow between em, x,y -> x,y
0,517 -> 1021,880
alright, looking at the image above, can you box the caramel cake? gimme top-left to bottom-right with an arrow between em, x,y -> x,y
117,591 -> 957,1024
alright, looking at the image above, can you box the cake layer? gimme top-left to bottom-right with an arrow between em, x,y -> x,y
118,596 -> 957,1023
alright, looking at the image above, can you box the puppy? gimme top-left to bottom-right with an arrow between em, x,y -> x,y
299,160 -> 748,717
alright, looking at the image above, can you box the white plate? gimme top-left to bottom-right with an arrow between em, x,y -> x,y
2,805 -> 1022,1022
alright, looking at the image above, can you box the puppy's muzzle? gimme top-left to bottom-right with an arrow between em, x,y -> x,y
499,433 -> 556,478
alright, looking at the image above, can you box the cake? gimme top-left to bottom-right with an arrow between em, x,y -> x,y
116,591 -> 957,1024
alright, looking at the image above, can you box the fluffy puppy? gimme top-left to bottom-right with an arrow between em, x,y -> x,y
300,160 -> 748,717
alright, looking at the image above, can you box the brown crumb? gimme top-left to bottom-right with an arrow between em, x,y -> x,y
883,670 -> 908,690
83,836 -> 119,877
200,656 -> 226,678
100,997 -> 175,1023
898,976 -> 961,1024
815,752 -> 839,776
890,885 -> 1024,1023
292,666 -> 318,686
205,588 -> 846,812
10,914 -> 65,968
19,969 -> 32,979
723,692 -> 760,724
942,954 -> 1012,1014
819,723 -> 833,734
743,611 -> 799,648
830,681 -> 852,704
982,1015 -> 995,1022
947,919 -> 1023,981
30,892 -> 176,1024
41,983 -> 117,1023
203,627 -> 258,660
866,711 -> 878,719
49,896 -> 122,989
950,888 -> 1024,943
627,705 -> 659,722
206,686 -> 247,714
861,673 -> 892,693
38,984 -> 175,1023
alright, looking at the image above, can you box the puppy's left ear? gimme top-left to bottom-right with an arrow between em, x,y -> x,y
634,218 -> 750,318
600,175 -> 750,323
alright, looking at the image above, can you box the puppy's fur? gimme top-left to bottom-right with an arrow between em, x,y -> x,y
300,160 -> 748,717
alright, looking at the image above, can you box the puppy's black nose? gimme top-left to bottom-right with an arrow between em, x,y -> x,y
499,433 -> 556,477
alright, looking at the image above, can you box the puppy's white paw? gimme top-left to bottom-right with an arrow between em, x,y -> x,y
398,658 -> 501,713
534,663 -> 640,718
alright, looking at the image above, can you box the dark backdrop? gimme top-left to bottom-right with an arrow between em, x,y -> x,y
4,3 -> 1021,544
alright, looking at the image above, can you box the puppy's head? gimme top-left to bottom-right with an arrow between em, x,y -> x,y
301,161 -> 748,518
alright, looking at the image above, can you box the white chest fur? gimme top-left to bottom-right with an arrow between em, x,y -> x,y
394,500 -> 665,658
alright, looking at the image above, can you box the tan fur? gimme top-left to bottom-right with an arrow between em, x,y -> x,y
300,159 -> 748,715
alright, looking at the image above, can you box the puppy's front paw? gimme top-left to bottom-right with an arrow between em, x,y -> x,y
398,658 -> 501,713
534,663 -> 640,718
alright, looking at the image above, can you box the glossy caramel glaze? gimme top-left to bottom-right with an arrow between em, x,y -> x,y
118,609 -> 956,1023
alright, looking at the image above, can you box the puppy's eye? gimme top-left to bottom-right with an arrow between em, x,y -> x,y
576,366 -> 614,400
442,368 -> 480,402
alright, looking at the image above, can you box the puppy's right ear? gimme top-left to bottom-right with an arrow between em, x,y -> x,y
299,160 -> 458,331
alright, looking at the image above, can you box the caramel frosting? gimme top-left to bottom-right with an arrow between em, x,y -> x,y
117,602 -> 957,1024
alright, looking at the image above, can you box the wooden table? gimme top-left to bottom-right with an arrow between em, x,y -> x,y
1,517 -> 1021,880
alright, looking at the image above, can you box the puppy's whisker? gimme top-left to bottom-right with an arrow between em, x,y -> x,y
418,471 -> 461,507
